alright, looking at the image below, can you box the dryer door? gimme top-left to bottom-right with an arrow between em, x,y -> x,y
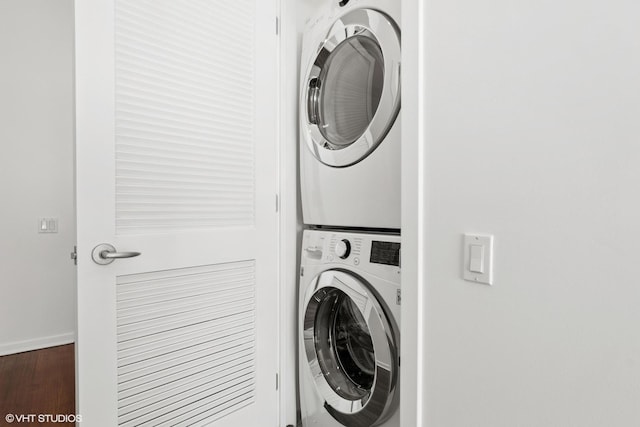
302,270 -> 399,427
301,9 -> 401,167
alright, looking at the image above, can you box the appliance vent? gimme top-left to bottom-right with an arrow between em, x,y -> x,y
116,261 -> 256,426
114,0 -> 257,234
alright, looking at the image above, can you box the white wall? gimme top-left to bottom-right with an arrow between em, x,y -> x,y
0,0 -> 76,355
421,0 -> 640,425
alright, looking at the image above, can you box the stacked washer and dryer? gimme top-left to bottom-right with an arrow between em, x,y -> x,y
298,1 -> 402,426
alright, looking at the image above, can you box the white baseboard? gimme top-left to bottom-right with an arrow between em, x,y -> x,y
0,332 -> 76,356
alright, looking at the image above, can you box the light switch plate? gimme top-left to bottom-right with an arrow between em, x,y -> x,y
38,218 -> 58,234
463,234 -> 493,285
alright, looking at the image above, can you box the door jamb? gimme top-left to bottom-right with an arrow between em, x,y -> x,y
277,0 -> 300,426
400,0 -> 426,426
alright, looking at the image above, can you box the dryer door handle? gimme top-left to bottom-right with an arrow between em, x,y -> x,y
307,78 -> 320,125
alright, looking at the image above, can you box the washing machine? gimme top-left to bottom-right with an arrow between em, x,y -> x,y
299,229 -> 400,427
299,0 -> 401,229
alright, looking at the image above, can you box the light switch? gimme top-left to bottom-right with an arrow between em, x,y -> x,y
469,245 -> 484,273
38,218 -> 58,234
463,234 -> 494,285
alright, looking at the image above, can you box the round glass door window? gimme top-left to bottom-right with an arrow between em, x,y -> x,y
317,36 -> 384,149
302,9 -> 401,167
313,288 -> 376,400
302,270 -> 399,426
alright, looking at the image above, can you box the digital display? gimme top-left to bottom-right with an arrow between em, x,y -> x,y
370,241 -> 400,266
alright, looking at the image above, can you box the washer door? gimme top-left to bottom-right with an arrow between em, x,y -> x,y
302,270 -> 398,427
301,9 -> 401,167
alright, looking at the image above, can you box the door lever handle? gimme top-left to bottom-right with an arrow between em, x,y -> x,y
92,243 -> 141,265
101,250 -> 141,259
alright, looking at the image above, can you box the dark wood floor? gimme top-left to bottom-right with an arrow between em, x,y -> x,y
0,344 -> 75,426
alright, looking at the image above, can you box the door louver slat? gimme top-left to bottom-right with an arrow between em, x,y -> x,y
115,0 -> 256,234
116,260 -> 256,426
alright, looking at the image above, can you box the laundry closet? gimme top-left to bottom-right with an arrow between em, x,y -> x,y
70,0 -> 420,424
286,1 -> 403,426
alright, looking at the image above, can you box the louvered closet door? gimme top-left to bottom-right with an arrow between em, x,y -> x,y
75,1 -> 279,425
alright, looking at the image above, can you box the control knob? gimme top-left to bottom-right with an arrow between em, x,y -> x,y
335,239 -> 351,259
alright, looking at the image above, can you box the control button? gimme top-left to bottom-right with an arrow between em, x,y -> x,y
335,239 -> 351,259
353,257 -> 360,265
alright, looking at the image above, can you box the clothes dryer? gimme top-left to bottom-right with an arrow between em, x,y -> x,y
299,0 -> 401,229
299,229 -> 400,427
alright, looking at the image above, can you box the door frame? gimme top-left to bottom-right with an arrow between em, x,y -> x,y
278,1 -> 300,426
400,0 -> 426,426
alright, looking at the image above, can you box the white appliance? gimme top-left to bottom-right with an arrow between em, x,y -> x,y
299,0 -> 401,229
299,229 -> 400,427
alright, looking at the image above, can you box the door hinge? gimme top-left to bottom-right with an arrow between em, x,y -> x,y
275,194 -> 279,212
276,373 -> 279,390
70,246 -> 78,265
396,289 -> 401,305
300,266 -> 304,277
275,16 -> 279,35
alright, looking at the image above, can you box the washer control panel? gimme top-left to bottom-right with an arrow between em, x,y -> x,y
302,229 -> 401,280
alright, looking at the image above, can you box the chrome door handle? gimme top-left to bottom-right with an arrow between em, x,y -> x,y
92,243 -> 141,265
101,250 -> 141,259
